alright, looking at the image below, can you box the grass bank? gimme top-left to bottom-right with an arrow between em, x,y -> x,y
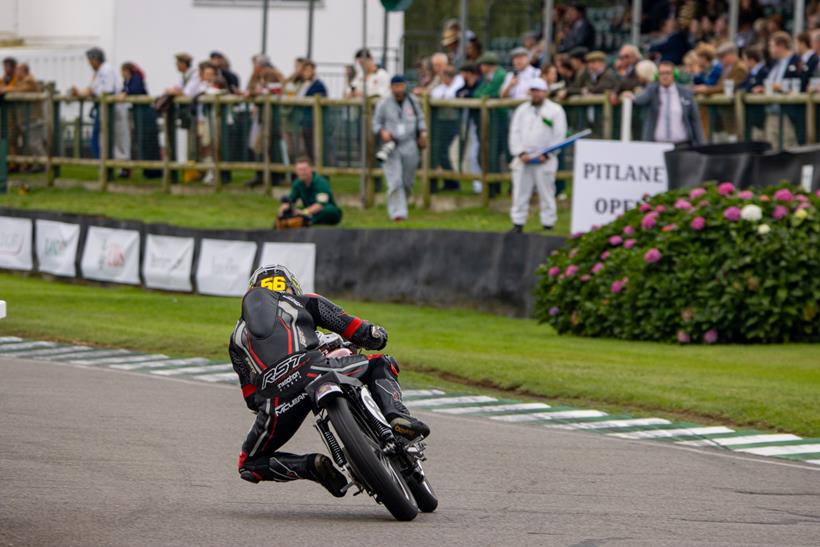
1,273 -> 817,436
1,169 -> 571,234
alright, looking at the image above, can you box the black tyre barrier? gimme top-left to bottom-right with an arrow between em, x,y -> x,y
0,207 -> 566,317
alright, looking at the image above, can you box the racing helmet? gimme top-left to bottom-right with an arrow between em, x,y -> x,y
248,264 -> 303,296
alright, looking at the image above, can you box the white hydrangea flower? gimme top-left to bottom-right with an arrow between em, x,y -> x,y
740,204 -> 763,221
757,223 -> 770,235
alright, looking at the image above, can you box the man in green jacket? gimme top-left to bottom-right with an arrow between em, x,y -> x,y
474,52 -> 506,98
279,156 -> 342,226
474,52 -> 507,195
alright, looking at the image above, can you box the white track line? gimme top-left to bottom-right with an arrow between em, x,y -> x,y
194,372 -> 239,383
151,364 -> 233,376
406,395 -> 497,407
609,426 -> 735,440
110,358 -> 210,371
2,346 -> 92,358
735,444 -> 820,456
434,402 -> 551,415
492,410 -> 608,422
403,389 -> 446,398
69,354 -> 167,366
546,418 -> 672,430
48,349 -> 132,361
0,336 -> 24,343
805,460 -> 820,466
0,341 -> 57,352
677,434 -> 803,447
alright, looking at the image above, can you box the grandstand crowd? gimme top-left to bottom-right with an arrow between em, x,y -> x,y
2,0 -> 820,181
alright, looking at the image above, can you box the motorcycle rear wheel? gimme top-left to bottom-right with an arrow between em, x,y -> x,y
326,396 -> 419,521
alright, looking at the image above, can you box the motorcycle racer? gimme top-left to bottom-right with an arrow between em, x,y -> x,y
229,264 -> 430,497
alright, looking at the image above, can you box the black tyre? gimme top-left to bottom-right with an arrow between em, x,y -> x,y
326,396 -> 418,521
405,470 -> 438,513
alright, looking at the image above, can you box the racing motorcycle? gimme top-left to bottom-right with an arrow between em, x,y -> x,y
264,332 -> 437,521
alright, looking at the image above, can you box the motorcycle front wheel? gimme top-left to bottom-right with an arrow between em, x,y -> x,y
325,396 -> 419,521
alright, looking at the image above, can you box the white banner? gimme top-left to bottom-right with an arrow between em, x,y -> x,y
0,217 -> 33,271
142,234 -> 195,292
571,140 -> 674,233
196,239 -> 257,296
80,226 -> 141,285
35,220 -> 80,277
258,242 -> 317,294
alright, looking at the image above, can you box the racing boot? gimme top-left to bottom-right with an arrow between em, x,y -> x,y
370,357 -> 431,441
389,415 -> 431,441
239,452 -> 323,486
308,454 -> 348,498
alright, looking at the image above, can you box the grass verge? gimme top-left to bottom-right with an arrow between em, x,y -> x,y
2,169 -> 571,234
1,273 -> 818,436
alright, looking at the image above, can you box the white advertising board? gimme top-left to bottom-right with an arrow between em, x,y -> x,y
196,239 -> 257,297
142,234 -> 195,292
258,242 -> 317,294
80,226 -> 141,285
0,217 -> 33,271
35,220 -> 80,277
571,139 -> 674,233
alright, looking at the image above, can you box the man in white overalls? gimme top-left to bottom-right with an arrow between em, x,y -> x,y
508,78 -> 567,233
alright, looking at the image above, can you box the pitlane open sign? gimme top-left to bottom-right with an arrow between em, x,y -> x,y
571,139 -> 674,233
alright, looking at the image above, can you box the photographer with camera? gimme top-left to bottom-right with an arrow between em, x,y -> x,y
372,75 -> 427,222
276,156 -> 342,229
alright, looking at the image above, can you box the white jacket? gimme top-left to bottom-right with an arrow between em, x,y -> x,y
508,99 -> 567,171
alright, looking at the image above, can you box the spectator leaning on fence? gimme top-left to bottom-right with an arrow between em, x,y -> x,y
166,53 -> 200,98
753,31 -> 801,149
70,48 -> 117,159
430,64 -> 464,193
244,54 -> 286,188
508,79 -> 567,234
456,63 -> 482,192
111,62 -> 147,178
210,51 -> 240,93
501,47 -> 541,99
348,49 -> 391,99
6,63 -> 45,171
623,60 -> 705,147
0,57 -> 20,171
372,75 -> 426,222
299,60 -> 327,163
279,156 -> 341,226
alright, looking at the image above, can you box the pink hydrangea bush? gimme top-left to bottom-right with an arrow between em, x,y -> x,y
536,183 -> 820,344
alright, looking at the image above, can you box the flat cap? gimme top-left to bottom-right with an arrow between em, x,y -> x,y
585,50 -> 606,62
510,47 -> 529,58
477,52 -> 500,65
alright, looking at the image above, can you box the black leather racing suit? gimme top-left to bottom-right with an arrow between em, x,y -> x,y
229,287 -> 411,483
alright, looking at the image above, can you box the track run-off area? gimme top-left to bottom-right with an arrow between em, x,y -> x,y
2,344 -> 820,546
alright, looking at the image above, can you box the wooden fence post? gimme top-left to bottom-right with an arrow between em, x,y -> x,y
98,95 -> 109,191
45,87 -> 55,187
365,98 -> 375,208
262,96 -> 272,194
313,95 -> 323,171
480,96 -> 490,207
421,94 -> 432,209
212,95 -> 223,192
161,101 -> 173,192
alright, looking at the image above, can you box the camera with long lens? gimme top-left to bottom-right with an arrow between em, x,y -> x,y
375,140 -> 396,162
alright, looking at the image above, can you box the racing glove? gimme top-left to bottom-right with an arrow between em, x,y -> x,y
370,325 -> 388,350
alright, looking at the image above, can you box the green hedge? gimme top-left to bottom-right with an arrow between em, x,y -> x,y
536,183 -> 820,344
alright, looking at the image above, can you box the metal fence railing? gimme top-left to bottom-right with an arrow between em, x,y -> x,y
0,91 -> 816,208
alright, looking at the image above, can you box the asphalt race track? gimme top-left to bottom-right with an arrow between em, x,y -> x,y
2,357 -> 819,546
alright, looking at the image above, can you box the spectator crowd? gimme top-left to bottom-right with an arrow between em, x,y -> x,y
4,0 -> 820,224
